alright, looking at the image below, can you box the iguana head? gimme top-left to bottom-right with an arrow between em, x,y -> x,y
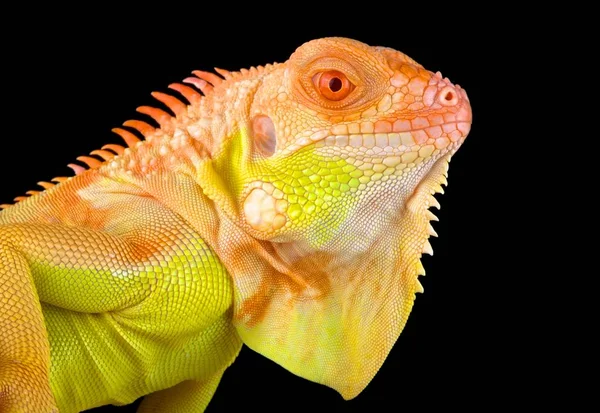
202,37 -> 471,399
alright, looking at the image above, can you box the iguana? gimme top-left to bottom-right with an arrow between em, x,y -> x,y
0,37 -> 472,412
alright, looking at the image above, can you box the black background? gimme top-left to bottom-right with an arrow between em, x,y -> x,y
2,7 -> 522,412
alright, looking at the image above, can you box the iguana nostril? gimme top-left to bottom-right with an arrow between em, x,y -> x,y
439,86 -> 459,106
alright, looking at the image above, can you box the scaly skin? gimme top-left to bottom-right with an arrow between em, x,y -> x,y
0,37 -> 471,412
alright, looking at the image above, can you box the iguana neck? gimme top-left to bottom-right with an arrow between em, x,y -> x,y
203,151 -> 452,399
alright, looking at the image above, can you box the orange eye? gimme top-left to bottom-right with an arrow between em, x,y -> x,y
312,70 -> 355,101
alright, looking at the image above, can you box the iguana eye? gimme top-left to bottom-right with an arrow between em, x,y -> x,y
313,70 -> 355,101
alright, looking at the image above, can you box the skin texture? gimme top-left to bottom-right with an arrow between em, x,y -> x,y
0,37 -> 471,412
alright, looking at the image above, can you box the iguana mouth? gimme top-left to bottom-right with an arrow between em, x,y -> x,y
315,122 -> 471,153
311,122 -> 470,162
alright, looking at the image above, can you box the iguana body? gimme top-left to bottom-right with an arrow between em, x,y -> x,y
0,37 -> 472,412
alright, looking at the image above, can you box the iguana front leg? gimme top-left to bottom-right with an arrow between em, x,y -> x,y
0,193 -> 239,412
0,220 -> 153,412
0,241 -> 56,412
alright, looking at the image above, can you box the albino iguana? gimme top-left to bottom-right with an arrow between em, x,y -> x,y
0,37 -> 472,412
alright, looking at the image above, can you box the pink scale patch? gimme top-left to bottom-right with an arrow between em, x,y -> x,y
423,85 -> 438,106
458,122 -> 471,134
430,114 -> 444,125
426,126 -> 443,139
450,130 -> 463,142
393,119 -> 411,132
443,113 -> 456,123
408,102 -> 425,111
374,121 -> 392,133
411,117 -> 430,129
413,130 -> 429,144
408,78 -> 427,95
442,123 -> 456,133
391,72 -> 409,87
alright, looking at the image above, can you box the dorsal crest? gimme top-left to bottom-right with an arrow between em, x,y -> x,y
0,69 -> 233,209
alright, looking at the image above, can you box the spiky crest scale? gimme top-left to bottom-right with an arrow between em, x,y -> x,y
136,106 -> 172,128
102,144 -> 126,155
0,66 -> 243,209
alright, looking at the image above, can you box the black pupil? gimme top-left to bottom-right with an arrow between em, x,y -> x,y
328,77 -> 342,92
